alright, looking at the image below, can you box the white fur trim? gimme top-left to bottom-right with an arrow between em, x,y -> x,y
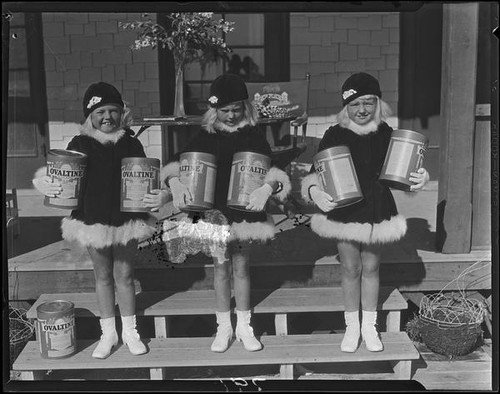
161,161 -> 180,187
264,166 -> 291,202
301,173 -> 320,204
34,166 -> 47,180
310,214 -> 407,244
61,217 -> 156,248
213,119 -> 250,132
345,119 -> 379,135
81,127 -> 126,145
229,215 -> 275,242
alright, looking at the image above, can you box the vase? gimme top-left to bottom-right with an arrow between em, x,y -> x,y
173,66 -> 186,118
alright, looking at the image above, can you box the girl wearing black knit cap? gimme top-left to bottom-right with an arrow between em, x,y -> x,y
301,72 -> 429,353
32,82 -> 170,359
163,73 -> 291,353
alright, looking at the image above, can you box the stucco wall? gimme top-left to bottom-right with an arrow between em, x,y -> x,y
42,12 -> 400,161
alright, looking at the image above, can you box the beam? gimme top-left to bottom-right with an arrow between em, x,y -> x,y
436,3 -> 479,253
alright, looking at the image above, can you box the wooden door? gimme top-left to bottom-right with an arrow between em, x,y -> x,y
6,12 -> 48,189
398,3 -> 443,181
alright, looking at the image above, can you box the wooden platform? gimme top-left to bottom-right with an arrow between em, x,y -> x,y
26,287 -> 407,337
12,332 -> 420,380
8,234 -> 492,301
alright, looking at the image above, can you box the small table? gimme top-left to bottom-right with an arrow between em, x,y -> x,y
132,115 -> 297,163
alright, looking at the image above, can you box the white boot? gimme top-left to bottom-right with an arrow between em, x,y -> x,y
211,311 -> 233,353
92,317 -> 119,359
121,315 -> 147,355
361,310 -> 384,352
341,311 -> 361,353
235,310 -> 262,352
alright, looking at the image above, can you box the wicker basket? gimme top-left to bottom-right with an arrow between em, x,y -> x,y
9,307 -> 35,365
418,293 -> 485,358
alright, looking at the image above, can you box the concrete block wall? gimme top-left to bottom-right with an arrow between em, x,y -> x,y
42,12 -> 162,160
290,12 -> 400,139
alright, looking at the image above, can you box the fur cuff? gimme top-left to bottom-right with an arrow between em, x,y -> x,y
61,217 -> 156,249
34,166 -> 47,180
310,214 -> 407,244
265,167 -> 291,202
160,161 -> 180,187
301,173 -> 320,204
229,215 -> 275,242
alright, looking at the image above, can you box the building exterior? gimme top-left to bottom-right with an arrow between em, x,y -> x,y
4,2 -> 496,254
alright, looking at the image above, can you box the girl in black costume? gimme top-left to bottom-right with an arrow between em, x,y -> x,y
301,73 -> 429,353
163,74 -> 291,353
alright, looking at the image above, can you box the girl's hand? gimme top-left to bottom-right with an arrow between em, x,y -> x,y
169,177 -> 192,210
409,168 -> 430,191
143,189 -> 171,212
310,186 -> 337,212
32,176 -> 62,197
246,183 -> 273,211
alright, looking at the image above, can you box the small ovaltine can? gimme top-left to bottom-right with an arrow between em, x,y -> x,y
44,149 -> 87,209
179,152 -> 217,211
227,151 -> 271,211
36,300 -> 76,359
379,129 -> 428,191
121,157 -> 161,212
313,146 -> 363,208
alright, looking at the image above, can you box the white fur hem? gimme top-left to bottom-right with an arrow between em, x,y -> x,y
301,173 -> 320,204
161,161 -> 180,187
61,217 -> 156,248
34,166 -> 47,180
265,167 -> 291,202
229,215 -> 275,242
310,214 -> 407,244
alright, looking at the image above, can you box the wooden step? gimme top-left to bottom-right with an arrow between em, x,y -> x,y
12,332 -> 420,380
26,287 -> 407,336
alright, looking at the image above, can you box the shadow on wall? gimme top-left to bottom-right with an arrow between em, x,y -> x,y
8,217 -> 63,258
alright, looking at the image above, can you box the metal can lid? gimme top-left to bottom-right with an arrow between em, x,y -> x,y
48,149 -> 87,158
36,300 -> 74,315
314,145 -> 351,160
122,157 -> 160,166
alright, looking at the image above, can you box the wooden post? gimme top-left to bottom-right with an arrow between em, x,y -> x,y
386,311 -> 401,332
436,3 -> 479,253
274,313 -> 288,336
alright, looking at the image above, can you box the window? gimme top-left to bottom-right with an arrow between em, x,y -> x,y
159,13 -> 290,115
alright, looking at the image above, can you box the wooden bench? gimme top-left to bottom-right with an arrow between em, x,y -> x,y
13,332 -> 420,380
27,286 -> 407,337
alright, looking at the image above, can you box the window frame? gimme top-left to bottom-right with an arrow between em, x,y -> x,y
158,12 -> 290,115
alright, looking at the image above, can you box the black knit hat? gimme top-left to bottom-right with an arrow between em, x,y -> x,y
341,72 -> 382,106
83,82 -> 124,118
208,73 -> 248,108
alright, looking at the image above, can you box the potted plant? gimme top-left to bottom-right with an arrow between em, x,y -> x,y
120,13 -> 234,117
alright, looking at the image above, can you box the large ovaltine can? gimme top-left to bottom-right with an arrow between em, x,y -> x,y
379,129 -> 428,191
227,151 -> 271,211
44,149 -> 87,209
179,152 -> 217,211
313,146 -> 363,208
36,300 -> 76,359
121,157 -> 160,212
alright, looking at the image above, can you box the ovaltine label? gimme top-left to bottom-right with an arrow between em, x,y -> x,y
179,152 -> 217,211
121,157 -> 160,212
379,129 -> 428,191
44,149 -> 87,209
227,151 -> 271,211
313,146 -> 363,208
36,300 -> 76,359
